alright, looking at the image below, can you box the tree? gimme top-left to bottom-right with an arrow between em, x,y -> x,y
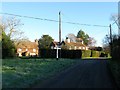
67,33 -> 76,43
2,31 -> 16,58
39,35 -> 54,49
102,34 -> 120,56
0,17 -> 26,40
88,37 -> 96,47
77,30 -> 89,45
111,34 -> 120,60
102,34 -> 112,54
110,14 -> 120,34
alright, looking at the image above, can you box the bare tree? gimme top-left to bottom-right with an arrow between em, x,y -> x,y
0,16 -> 27,40
88,37 -> 96,47
67,33 -> 76,42
110,14 -> 120,34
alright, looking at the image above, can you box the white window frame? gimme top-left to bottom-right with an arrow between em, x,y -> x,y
26,49 -> 28,51
18,48 -> 22,51
33,49 -> 36,52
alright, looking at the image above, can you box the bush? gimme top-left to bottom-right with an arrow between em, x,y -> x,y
91,51 -> 100,57
39,49 -> 82,59
2,31 -> 16,58
112,46 -> 120,62
82,50 -> 91,57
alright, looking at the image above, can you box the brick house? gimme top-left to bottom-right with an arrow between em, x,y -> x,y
50,38 -> 89,50
16,39 -> 39,56
65,38 -> 89,50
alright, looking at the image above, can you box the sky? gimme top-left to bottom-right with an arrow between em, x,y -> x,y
1,2 -> 118,46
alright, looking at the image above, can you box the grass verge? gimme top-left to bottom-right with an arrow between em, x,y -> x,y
2,58 -> 79,88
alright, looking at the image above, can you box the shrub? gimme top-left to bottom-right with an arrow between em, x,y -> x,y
82,50 -> 91,57
39,49 -> 82,59
112,46 -> 120,62
2,31 -> 16,58
91,51 -> 100,57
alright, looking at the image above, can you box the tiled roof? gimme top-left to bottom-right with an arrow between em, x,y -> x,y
65,42 -> 86,47
16,40 -> 38,49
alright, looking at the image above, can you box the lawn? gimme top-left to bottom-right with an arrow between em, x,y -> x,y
2,58 -> 80,88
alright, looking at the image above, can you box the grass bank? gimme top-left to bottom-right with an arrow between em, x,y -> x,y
2,58 -> 80,88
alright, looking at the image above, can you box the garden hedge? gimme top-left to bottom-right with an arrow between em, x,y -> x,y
82,50 -> 91,57
39,49 -> 82,59
91,51 -> 100,57
39,49 -> 108,59
112,46 -> 120,62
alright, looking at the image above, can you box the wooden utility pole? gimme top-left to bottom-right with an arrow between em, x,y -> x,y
59,11 -> 61,43
109,24 -> 113,57
118,1 -> 120,35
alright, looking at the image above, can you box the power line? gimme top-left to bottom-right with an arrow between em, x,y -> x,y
111,16 -> 120,26
0,12 -> 109,27
0,13 -> 59,22
61,12 -> 109,27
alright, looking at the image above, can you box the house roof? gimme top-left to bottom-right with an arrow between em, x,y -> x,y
65,42 -> 86,47
51,41 -> 86,47
16,40 -> 38,49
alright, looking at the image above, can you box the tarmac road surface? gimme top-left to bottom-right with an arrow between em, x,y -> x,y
33,59 -> 118,88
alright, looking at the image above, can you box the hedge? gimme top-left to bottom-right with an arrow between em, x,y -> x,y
39,49 -> 82,59
112,46 -> 120,62
39,49 -> 108,59
91,51 -> 100,57
82,50 -> 91,57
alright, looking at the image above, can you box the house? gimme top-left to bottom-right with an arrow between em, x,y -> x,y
65,37 -> 89,50
16,39 -> 39,57
50,41 -> 65,49
50,37 -> 89,50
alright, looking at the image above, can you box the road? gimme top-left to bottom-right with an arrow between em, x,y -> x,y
33,59 -> 117,88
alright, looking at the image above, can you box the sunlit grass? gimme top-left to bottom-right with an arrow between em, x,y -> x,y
82,57 -> 111,59
2,59 -> 79,88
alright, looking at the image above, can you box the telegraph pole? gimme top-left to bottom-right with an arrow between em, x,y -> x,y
109,24 -> 113,57
59,11 -> 61,43
118,1 -> 120,35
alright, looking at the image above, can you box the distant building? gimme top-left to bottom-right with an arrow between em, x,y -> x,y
16,40 -> 39,56
64,37 -> 88,50
50,37 -> 89,50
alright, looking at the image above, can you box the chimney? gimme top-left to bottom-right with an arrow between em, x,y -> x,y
35,39 -> 38,45
66,37 -> 70,43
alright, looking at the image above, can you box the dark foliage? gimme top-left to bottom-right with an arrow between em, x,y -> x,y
112,35 -> 120,61
39,49 -> 82,59
2,31 -> 16,58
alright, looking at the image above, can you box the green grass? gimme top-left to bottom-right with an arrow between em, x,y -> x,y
2,58 -> 79,88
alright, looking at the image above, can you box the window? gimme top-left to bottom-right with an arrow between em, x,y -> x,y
74,46 -> 76,50
69,46 -> 71,50
33,49 -> 36,52
86,47 -> 88,50
79,47 -> 81,49
18,48 -> 22,51
26,49 -> 28,51
83,47 -> 85,49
